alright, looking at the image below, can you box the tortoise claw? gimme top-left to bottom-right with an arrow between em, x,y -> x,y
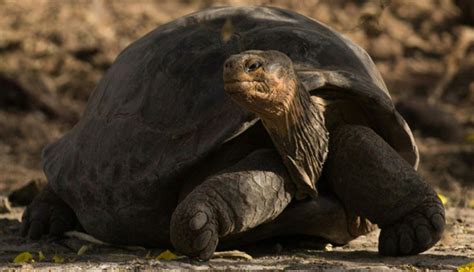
379,196 -> 445,256
170,202 -> 219,261
20,185 -> 76,240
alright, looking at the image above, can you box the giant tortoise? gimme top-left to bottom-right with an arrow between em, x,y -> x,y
21,6 -> 445,260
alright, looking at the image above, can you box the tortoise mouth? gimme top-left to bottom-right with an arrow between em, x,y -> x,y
224,79 -> 264,84
224,79 -> 265,94
224,79 -> 264,93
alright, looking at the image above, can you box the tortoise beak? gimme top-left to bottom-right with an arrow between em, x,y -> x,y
223,55 -> 245,83
224,53 -> 265,82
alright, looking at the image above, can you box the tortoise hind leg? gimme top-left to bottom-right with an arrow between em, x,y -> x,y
21,184 -> 77,239
324,125 -> 445,256
170,149 -> 294,260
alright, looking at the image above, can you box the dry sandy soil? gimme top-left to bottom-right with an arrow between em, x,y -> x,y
0,207 -> 472,270
0,0 -> 473,270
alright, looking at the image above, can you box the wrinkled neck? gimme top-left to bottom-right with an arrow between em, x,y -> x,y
262,85 -> 329,199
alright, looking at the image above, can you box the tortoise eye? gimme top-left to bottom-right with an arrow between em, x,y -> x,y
245,61 -> 262,73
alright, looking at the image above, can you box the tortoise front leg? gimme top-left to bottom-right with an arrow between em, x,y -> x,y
324,125 -> 445,256
21,184 -> 77,239
219,193 -> 374,249
170,149 -> 295,260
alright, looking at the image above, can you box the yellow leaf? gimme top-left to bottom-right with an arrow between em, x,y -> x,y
156,250 -> 177,261
438,193 -> 448,206
77,245 -> 90,256
458,262 -> 474,272
13,252 -> 33,263
38,251 -> 45,262
466,133 -> 474,143
468,199 -> 474,209
52,255 -> 65,264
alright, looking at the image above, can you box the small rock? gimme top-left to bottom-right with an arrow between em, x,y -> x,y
324,244 -> 333,251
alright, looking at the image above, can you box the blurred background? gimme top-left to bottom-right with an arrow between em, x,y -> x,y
0,0 -> 473,206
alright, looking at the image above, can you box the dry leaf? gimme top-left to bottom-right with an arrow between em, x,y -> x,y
212,250 -> 253,260
77,245 -> 91,256
38,251 -> 45,262
156,250 -> 177,260
438,193 -> 448,206
13,252 -> 33,263
457,262 -> 474,272
65,231 -> 107,245
52,255 -> 65,264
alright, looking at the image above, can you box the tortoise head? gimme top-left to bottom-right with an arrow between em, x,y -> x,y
223,50 -> 327,199
223,50 -> 299,119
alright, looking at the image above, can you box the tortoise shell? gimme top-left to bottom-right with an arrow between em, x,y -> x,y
42,7 -> 418,241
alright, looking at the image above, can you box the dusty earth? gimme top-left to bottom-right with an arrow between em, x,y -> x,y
0,207 -> 472,270
0,0 -> 473,270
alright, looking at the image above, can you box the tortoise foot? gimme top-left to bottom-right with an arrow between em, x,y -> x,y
21,185 -> 76,239
378,195 -> 445,256
170,202 -> 219,260
171,149 -> 294,260
324,125 -> 445,256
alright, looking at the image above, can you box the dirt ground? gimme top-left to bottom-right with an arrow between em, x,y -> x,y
0,0 -> 473,270
0,207 -> 473,270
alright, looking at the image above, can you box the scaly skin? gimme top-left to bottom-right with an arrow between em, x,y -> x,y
224,50 -> 328,199
220,194 -> 375,249
324,125 -> 445,255
223,50 -> 445,256
170,149 -> 294,260
170,148 -> 374,260
21,184 -> 77,239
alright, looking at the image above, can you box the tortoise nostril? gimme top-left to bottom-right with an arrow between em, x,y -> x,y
224,61 -> 233,69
